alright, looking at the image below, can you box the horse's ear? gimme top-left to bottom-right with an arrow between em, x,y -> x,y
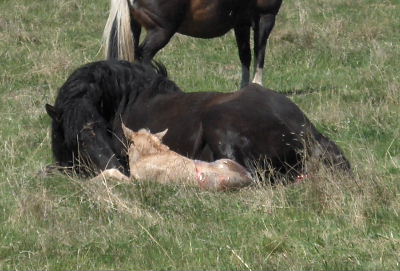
154,128 -> 168,140
122,123 -> 135,140
45,104 -> 61,122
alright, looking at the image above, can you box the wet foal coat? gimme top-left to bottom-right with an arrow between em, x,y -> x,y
121,125 -> 253,191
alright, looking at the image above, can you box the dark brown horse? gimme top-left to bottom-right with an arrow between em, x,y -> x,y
102,0 -> 282,87
45,60 -> 351,182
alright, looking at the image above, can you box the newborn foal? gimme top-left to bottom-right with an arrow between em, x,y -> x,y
122,125 -> 253,191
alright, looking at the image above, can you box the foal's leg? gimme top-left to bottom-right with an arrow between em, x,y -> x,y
252,13 -> 277,85
90,168 -> 130,183
234,25 -> 251,88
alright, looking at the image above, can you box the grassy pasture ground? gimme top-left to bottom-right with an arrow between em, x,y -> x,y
0,0 -> 399,269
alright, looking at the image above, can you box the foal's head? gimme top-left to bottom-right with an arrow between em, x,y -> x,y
122,124 -> 169,161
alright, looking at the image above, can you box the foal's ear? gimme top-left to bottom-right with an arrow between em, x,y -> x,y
121,123 -> 136,140
45,104 -> 61,122
154,128 -> 168,141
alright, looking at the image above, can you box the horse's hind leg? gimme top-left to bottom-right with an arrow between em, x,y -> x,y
138,27 -> 176,62
131,17 -> 142,59
234,25 -> 251,88
252,13 -> 278,85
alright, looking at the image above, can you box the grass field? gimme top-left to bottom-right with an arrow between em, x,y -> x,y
1,0 -> 399,269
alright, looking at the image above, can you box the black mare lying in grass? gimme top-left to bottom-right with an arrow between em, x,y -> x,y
103,0 -> 282,87
45,60 -> 350,182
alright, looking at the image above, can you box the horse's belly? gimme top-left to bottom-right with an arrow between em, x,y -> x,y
177,17 -> 232,39
178,21 -> 233,38
178,2 -> 234,38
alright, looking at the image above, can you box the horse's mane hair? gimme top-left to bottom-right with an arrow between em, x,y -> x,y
54,59 -> 181,114
49,60 -> 181,166
144,61 -> 182,97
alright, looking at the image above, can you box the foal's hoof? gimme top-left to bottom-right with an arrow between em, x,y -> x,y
90,168 -> 130,183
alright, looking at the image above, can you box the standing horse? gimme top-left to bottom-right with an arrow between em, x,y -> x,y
45,60 -> 350,182
102,0 -> 282,87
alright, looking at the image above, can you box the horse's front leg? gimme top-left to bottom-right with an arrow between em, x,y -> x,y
252,13 -> 277,85
234,25 -> 251,88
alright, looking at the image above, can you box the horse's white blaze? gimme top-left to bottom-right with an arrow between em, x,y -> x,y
102,0 -> 135,62
252,67 -> 263,85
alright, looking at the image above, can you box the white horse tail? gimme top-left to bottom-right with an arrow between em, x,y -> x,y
102,0 -> 135,62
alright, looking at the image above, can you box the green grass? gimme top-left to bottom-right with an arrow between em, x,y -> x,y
1,0 -> 399,269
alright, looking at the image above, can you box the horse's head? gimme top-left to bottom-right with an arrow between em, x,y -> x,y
122,123 -> 169,163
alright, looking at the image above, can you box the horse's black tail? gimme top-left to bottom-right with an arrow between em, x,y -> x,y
102,0 -> 135,61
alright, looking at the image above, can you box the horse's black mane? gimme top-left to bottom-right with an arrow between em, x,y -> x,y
56,60 -> 179,104
47,60 -> 182,171
54,60 -> 182,120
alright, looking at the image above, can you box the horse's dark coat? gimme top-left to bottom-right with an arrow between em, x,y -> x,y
46,60 -> 350,180
105,0 -> 283,86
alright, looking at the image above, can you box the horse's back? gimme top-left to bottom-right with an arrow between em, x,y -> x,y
178,0 -> 252,37
196,86 -> 304,171
203,84 -> 309,129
